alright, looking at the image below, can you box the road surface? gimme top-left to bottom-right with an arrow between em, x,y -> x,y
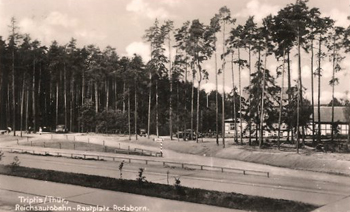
0,175 -> 240,212
1,133 -> 350,211
1,150 -> 349,206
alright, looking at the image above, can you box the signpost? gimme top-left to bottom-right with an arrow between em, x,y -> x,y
154,138 -> 164,157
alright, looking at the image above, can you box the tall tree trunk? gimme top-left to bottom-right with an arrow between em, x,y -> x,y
222,21 -> 226,148
47,71 -> 51,129
128,87 -> 131,140
88,81 -> 92,101
259,51 -> 265,148
147,73 -> 152,138
70,78 -> 74,132
184,57 -> 188,132
7,84 -> 11,129
38,63 -> 42,95
176,82 -> 180,140
6,84 -> 9,129
114,75 -> 118,110
76,82 -> 79,132
20,79 -> 24,137
94,81 -> 98,113
123,82 -> 126,113
64,63 -> 67,128
296,30 -> 301,153
106,79 -> 109,110
55,81 -> 59,126
169,38 -> 173,140
311,40 -> 315,146
156,78 -> 159,138
238,48 -> 243,145
278,52 -> 286,150
196,68 -> 201,143
49,70 -> 52,128
0,67 -> 2,129
32,59 -> 36,133
26,84 -> 29,133
331,39 -> 336,142
287,51 -> 292,142
12,44 -> 16,136
82,69 -> 85,105
215,41 -> 219,145
231,52 -> 238,143
248,45 -> 252,145
37,63 -> 41,129
135,77 -> 138,140
317,36 -> 322,144
191,71 -> 195,140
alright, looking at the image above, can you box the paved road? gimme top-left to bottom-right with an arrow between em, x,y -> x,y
0,175 -> 240,212
4,134 -> 350,182
313,195 -> 350,212
2,133 -> 350,211
1,151 -> 349,206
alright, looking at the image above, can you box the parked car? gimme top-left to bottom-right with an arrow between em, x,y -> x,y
55,125 -> 68,133
0,129 -> 9,134
183,129 -> 197,141
175,131 -> 184,139
0,127 -> 12,134
42,126 -> 51,132
139,128 -> 147,137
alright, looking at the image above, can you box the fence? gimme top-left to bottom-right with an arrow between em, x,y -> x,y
2,147 -> 270,178
14,136 -> 161,157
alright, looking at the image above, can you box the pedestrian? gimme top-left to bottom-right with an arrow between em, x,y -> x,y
39,127 -> 42,135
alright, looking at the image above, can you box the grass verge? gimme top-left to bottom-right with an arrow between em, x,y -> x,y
21,140 -> 158,157
0,165 -> 318,212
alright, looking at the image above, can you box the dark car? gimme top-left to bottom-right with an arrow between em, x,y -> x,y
55,125 -> 68,133
42,126 -> 51,132
0,129 -> 8,134
183,129 -> 196,141
1,127 -> 12,134
139,129 -> 147,137
176,131 -> 184,139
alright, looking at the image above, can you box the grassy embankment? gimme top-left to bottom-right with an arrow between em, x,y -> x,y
21,139 -> 158,156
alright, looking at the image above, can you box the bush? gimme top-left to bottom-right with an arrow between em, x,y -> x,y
174,177 -> 185,195
78,99 -> 97,132
119,160 -> 124,179
137,168 -> 147,185
96,109 -> 128,133
10,156 -> 20,171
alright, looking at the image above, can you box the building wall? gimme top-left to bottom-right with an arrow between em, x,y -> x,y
225,122 -> 247,137
313,123 -> 349,136
224,120 -> 349,137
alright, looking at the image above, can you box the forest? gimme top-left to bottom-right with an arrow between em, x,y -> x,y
1,0 -> 350,148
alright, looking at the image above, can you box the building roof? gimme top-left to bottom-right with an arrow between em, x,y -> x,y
313,106 -> 348,123
224,118 -> 246,123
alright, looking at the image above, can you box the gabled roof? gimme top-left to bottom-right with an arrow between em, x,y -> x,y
313,106 -> 348,123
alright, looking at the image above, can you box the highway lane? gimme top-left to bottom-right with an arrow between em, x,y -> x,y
1,151 -> 349,206
0,175 -> 239,212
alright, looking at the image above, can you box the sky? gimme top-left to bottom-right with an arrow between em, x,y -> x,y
1,0 -> 350,104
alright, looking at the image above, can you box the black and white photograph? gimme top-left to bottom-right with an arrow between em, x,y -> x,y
0,0 -> 350,211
